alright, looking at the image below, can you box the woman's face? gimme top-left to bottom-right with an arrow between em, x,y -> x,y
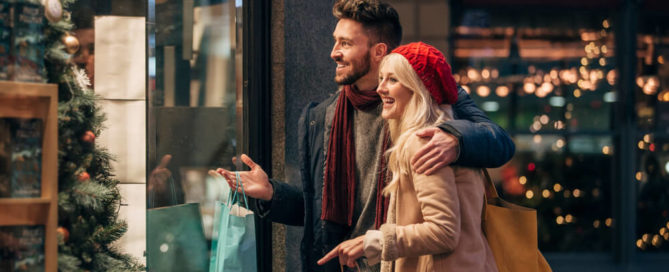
377,64 -> 413,120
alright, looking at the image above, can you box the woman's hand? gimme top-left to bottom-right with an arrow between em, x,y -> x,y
215,154 -> 274,201
317,235 -> 365,268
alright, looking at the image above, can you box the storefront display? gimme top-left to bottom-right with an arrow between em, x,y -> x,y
0,81 -> 57,272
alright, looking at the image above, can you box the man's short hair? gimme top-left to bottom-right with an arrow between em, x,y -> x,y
333,0 -> 402,52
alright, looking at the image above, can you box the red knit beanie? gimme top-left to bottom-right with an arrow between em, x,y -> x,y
391,42 -> 458,105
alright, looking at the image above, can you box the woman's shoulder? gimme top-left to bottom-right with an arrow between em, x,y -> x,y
403,132 -> 429,158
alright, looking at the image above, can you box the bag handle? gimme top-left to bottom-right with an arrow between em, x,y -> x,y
227,172 -> 249,210
480,168 -> 495,233
482,169 -> 499,200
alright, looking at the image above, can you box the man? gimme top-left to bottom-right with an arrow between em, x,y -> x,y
218,1 -> 515,271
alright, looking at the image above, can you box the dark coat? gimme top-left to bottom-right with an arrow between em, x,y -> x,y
257,86 -> 515,271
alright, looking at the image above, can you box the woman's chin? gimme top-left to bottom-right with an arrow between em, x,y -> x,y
381,111 -> 400,120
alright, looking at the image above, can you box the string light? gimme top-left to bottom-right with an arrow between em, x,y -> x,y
462,85 -> 470,94
605,218 -> 613,227
554,183 -> 563,192
636,172 -> 643,181
533,135 -> 542,143
659,90 -> 669,102
519,176 -> 527,185
565,214 -> 574,223
481,68 -> 490,79
556,216 -> 565,225
539,115 -> 549,125
495,85 -> 510,97
525,190 -> 535,199
602,146 -> 611,155
593,220 -> 601,228
652,235 -> 662,247
573,189 -> 581,198
556,139 -> 565,148
542,189 -> 551,198
476,85 -> 491,97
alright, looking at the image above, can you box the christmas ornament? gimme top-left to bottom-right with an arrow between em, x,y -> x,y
44,0 -> 63,23
82,130 -> 95,143
57,226 -> 69,242
78,171 -> 90,181
62,34 -> 80,54
73,67 -> 91,90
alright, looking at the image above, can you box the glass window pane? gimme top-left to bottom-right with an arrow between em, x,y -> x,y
452,7 -> 616,252
635,8 -> 669,252
147,0 -> 244,266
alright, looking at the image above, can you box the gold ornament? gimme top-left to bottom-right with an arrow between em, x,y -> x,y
45,0 -> 63,23
62,34 -> 80,54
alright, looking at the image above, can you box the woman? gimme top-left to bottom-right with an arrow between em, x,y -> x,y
318,42 -> 498,272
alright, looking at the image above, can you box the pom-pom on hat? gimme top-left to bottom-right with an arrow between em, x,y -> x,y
391,42 -> 458,105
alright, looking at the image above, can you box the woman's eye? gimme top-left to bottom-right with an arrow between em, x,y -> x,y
389,77 -> 398,83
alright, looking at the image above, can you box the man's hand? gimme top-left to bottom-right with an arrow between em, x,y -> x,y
148,154 -> 172,192
216,154 -> 274,201
317,235 -> 365,268
411,127 -> 459,175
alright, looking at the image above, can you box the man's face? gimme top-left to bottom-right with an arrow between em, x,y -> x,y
331,19 -> 372,85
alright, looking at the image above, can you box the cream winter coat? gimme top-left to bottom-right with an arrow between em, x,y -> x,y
364,135 -> 498,272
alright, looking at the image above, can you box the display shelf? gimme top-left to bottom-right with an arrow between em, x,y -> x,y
0,80 -> 58,272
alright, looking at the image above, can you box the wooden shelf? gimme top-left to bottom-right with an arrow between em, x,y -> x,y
0,81 -> 58,272
0,198 -> 52,204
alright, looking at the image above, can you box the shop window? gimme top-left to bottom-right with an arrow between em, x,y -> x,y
451,8 -> 616,252
634,9 -> 669,253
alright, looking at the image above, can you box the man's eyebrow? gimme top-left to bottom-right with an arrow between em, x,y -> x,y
333,35 -> 354,42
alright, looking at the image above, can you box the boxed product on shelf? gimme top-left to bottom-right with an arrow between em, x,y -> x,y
11,1 -> 45,83
0,2 -> 11,80
0,117 -> 43,198
0,225 -> 45,272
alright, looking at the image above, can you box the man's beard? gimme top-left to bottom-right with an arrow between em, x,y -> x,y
334,52 -> 371,86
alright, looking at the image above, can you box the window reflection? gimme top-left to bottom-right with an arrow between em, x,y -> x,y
452,8 -> 615,251
148,0 -> 242,246
635,9 -> 669,252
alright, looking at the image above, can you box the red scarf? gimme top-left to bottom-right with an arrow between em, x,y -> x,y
322,85 -> 390,228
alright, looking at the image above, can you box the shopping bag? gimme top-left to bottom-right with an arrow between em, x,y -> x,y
209,172 -> 257,272
481,169 -> 552,272
147,176 -> 209,272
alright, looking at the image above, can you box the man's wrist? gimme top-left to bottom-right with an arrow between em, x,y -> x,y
263,183 -> 274,201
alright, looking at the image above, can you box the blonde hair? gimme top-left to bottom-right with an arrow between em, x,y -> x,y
381,53 -> 454,196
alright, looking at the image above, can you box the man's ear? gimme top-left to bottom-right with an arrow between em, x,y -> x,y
372,43 -> 388,62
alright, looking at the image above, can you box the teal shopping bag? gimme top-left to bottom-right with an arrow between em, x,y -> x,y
147,177 -> 209,272
209,172 -> 257,272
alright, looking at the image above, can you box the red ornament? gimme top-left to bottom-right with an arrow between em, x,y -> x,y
77,172 -> 90,181
57,227 -> 69,242
82,130 -> 96,143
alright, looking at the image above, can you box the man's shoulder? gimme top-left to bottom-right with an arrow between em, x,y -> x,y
303,90 -> 340,117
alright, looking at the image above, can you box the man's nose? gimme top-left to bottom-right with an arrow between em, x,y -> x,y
331,46 -> 342,60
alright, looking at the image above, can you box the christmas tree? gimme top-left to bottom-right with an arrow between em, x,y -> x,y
42,0 -> 143,270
